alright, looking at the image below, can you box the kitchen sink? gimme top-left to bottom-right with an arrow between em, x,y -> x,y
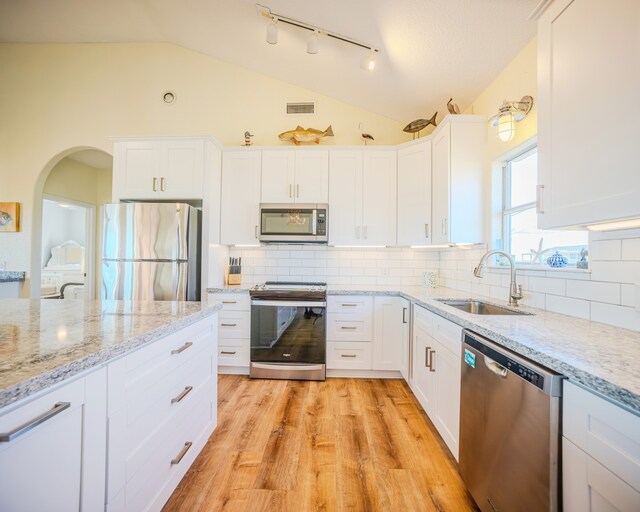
436,299 -> 531,316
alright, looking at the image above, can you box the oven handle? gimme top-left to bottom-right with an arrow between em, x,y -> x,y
251,300 -> 326,307
252,363 -> 325,372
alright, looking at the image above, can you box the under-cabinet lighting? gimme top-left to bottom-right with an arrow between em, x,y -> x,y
586,218 -> 640,232
234,244 -> 261,248
333,245 -> 386,248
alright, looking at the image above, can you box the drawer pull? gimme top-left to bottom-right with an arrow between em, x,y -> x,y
170,441 -> 193,466
341,354 -> 357,358
221,350 -> 237,355
171,386 -> 193,404
341,303 -> 358,307
221,323 -> 237,327
222,301 -> 237,304
0,402 -> 70,442
340,326 -> 357,330
171,342 -> 193,355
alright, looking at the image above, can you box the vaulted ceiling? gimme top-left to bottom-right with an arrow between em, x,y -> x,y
0,0 -> 539,122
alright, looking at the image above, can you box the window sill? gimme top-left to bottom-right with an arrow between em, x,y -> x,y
488,264 -> 591,274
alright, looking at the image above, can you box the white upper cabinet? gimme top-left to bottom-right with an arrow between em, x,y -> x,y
261,150 -> 329,204
220,151 -> 262,246
537,0 -> 640,229
431,117 -> 485,245
329,149 -> 397,246
397,140 -> 432,246
112,137 -> 205,201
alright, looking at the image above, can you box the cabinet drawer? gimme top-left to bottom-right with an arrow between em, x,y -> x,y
327,314 -> 373,342
563,381 -> 640,493
218,311 -> 250,338
121,378 -> 215,512
218,344 -> 250,367
327,295 -> 373,315
208,293 -> 250,311
327,342 -> 372,370
432,314 -> 462,356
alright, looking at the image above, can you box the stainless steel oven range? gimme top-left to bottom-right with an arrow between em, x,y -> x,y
249,281 -> 327,381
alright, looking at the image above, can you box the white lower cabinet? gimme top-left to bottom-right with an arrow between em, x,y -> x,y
106,315 -> 218,512
372,296 -> 409,371
410,304 -> 462,459
562,381 -> 640,512
0,369 -> 107,512
209,293 -> 251,371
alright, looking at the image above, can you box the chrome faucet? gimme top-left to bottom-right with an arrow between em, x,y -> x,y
473,250 -> 523,306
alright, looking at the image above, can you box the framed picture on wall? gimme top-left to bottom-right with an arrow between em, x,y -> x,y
0,202 -> 20,232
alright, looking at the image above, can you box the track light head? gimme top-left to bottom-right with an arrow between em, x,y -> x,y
266,20 -> 278,45
307,31 -> 319,54
361,52 -> 376,72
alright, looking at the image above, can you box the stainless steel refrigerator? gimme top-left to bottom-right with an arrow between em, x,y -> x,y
101,203 -> 201,301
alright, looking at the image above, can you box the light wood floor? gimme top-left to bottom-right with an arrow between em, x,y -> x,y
163,375 -> 478,512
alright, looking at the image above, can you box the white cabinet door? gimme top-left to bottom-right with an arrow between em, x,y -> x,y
563,439 -> 640,512
538,0 -> 640,229
0,370 -> 107,512
329,151 -> 362,245
397,141 -> 432,246
412,317 -> 436,417
362,150 -> 397,246
433,343 -> 461,460
373,296 -> 406,371
114,140 -> 158,200
221,151 -> 262,245
432,125 -> 450,245
161,139 -> 204,199
261,150 -> 295,203
295,150 -> 329,203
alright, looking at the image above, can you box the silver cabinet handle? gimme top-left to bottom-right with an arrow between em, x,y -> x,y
160,177 -> 165,192
340,326 -> 357,330
170,441 -> 193,466
425,223 -> 430,238
152,177 -> 157,192
0,402 -> 70,442
429,349 -> 436,372
341,354 -> 357,358
443,219 -> 448,236
171,386 -> 193,404
221,350 -> 237,355
289,184 -> 292,198
222,300 -> 237,304
425,346 -> 430,368
221,323 -> 237,327
355,226 -> 361,239
341,303 -> 358,307
255,225 -> 258,239
536,185 -> 545,214
363,225 -> 368,239
402,307 -> 407,324
296,184 -> 300,198
441,219 -> 445,235
171,342 -> 193,355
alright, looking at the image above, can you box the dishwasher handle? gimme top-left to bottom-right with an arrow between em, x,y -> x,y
484,356 -> 508,378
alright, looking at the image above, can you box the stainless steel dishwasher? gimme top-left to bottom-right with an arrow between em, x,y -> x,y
459,330 -> 563,512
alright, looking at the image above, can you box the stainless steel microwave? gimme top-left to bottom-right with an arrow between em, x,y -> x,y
259,204 -> 328,243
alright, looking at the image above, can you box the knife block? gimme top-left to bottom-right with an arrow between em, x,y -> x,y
227,270 -> 242,286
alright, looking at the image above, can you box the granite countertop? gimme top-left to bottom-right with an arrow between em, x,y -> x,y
0,271 -> 26,283
207,284 -> 640,412
0,299 -> 222,409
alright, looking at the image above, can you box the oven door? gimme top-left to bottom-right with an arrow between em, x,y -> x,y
259,204 -> 326,243
250,300 -> 326,380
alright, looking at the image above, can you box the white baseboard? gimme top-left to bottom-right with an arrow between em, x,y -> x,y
326,369 -> 403,379
218,366 -> 250,375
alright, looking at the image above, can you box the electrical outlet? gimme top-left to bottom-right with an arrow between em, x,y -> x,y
383,268 -> 389,277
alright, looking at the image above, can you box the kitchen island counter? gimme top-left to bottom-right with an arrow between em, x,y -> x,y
0,299 -> 221,409
207,284 -> 640,412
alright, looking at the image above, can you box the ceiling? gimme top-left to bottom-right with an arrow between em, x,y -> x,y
0,0 -> 539,122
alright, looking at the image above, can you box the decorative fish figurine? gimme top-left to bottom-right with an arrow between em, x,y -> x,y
403,112 -> 438,136
447,98 -> 461,115
279,125 -> 334,145
0,211 -> 13,226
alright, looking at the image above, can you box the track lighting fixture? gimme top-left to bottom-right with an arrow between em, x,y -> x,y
257,3 -> 380,70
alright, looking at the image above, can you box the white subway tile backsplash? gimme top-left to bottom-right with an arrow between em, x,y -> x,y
590,240 -> 621,261
621,284 -> 636,307
566,280 -> 620,305
621,238 -> 640,261
591,261 -> 640,284
527,276 -> 566,296
590,303 -> 640,331
545,295 -> 590,320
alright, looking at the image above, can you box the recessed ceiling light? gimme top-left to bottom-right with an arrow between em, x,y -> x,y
163,91 -> 176,104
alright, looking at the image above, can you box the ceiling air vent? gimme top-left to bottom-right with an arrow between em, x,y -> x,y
286,102 -> 315,115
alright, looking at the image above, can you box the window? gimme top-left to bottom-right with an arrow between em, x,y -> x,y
501,147 -> 588,268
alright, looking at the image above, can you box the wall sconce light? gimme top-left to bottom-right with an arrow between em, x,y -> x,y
490,96 -> 533,142
257,3 -> 380,71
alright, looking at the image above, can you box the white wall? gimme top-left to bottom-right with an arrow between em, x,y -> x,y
41,200 -> 85,268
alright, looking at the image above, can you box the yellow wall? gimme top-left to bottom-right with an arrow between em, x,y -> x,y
0,42 -> 408,293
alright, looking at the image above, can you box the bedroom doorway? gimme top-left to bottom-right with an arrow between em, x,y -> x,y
40,197 -> 95,299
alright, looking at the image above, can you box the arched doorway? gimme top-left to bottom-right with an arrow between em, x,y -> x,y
31,147 -> 113,299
